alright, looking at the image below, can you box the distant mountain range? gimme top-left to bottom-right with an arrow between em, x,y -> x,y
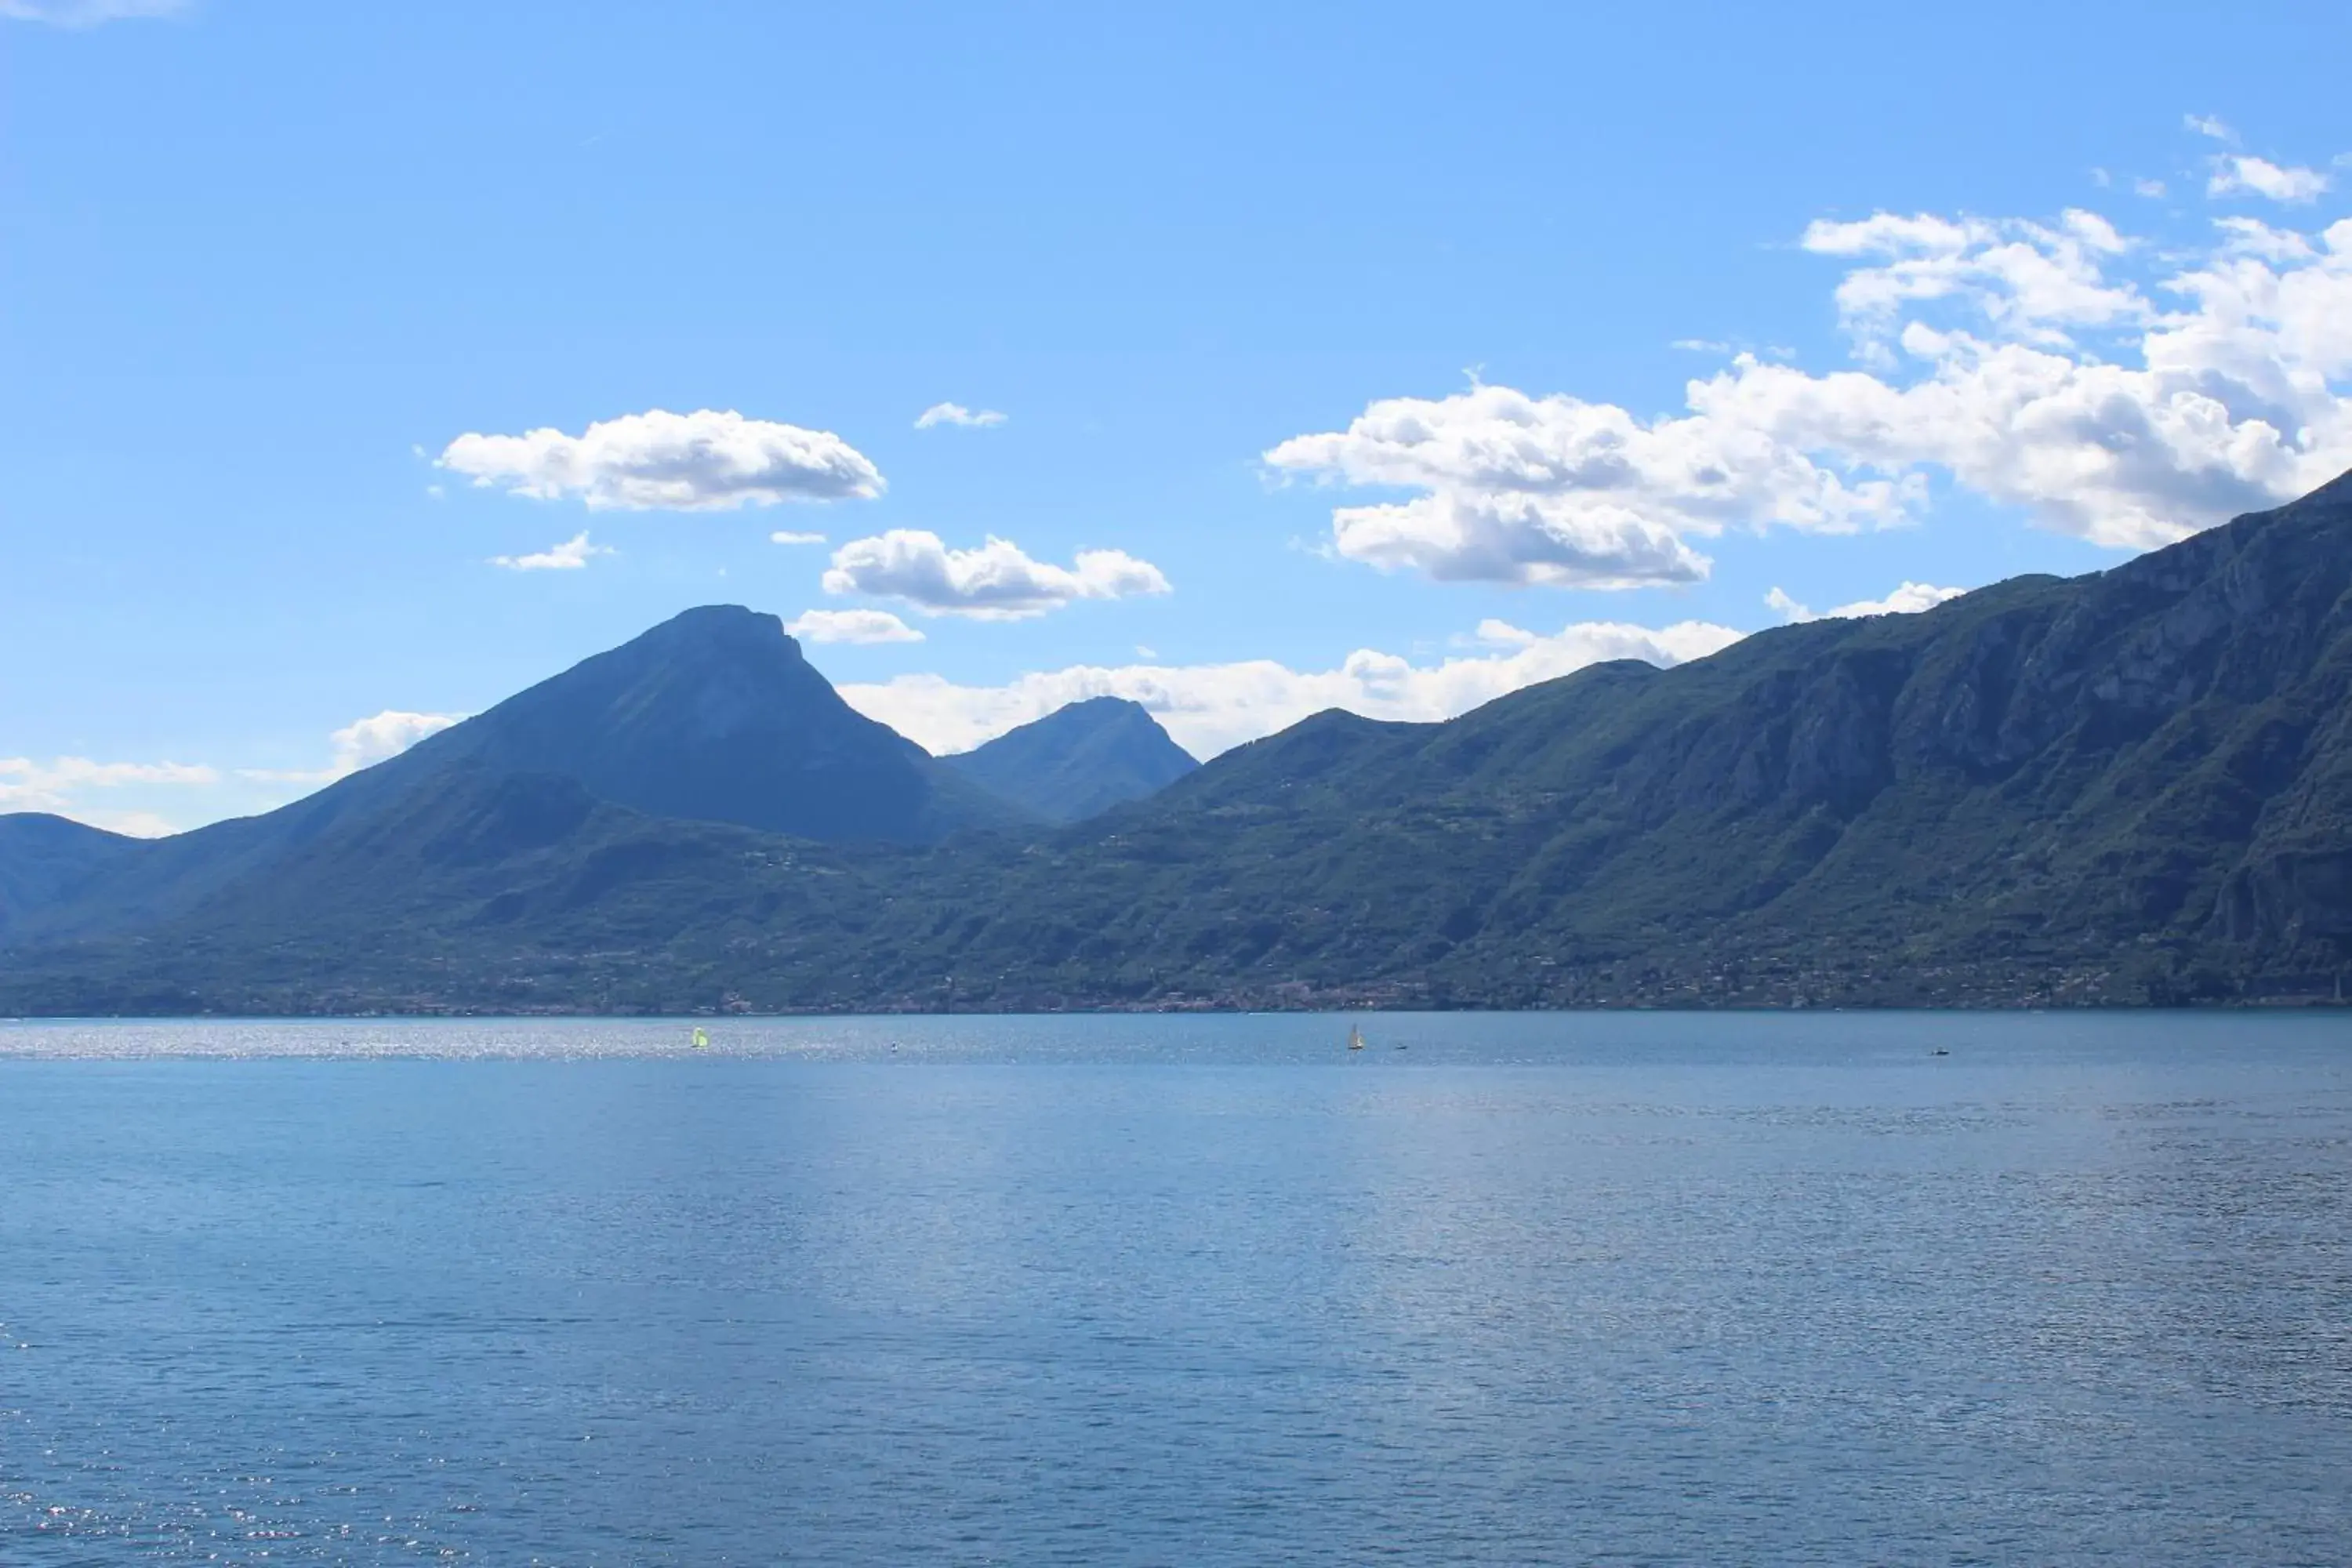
7,472 -> 2352,1014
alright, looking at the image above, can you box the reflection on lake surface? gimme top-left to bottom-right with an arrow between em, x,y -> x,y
2,1013 -> 2348,1563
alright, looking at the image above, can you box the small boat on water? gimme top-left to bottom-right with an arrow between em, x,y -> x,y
691,1025 -> 710,1050
1347,1023 -> 1367,1051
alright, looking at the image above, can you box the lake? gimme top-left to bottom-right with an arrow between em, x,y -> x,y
2,1012 -> 2347,1563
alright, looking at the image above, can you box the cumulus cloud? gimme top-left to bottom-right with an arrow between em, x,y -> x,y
0,0 -> 184,24
914,402 -> 1007,430
769,530 -> 826,546
330,710 -> 463,772
1324,487 -> 1716,588
822,531 -> 1172,620
1265,381 -> 1904,589
1471,619 -> 1541,648
1766,581 -> 1969,623
490,531 -> 612,571
1799,208 -> 2140,347
440,408 -> 884,512
1271,174 -> 2352,566
2207,155 -> 2331,205
235,710 -> 466,790
839,619 -> 1742,759
785,608 -> 925,644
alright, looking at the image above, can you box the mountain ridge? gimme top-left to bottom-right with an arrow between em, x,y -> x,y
5,472 -> 2351,1012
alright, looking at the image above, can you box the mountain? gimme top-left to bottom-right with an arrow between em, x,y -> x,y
0,815 -> 143,940
397,604 -> 1021,844
6,473 -> 2352,1012
0,606 -> 1021,949
942,697 -> 1199,822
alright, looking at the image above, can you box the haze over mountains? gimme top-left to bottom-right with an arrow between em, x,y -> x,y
5,473 -> 2352,1014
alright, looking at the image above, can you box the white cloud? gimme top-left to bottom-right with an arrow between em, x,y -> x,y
839,619 -> 1743,759
238,710 -> 467,789
1766,581 -> 1969,623
2186,114 -> 2234,143
440,408 -> 884,512
1271,187 -> 2352,564
79,809 -> 182,837
1265,379 -> 1907,589
769,530 -> 827,546
490,531 -> 612,571
2134,178 -> 2169,199
330,710 -> 463,773
0,757 -> 217,800
0,0 -> 184,24
914,401 -> 1007,430
1471,618 -> 1541,648
2207,155 -> 2330,205
1323,487 -> 1717,588
785,608 -> 925,644
822,530 -> 1172,620
4,714 -> 465,837
1800,208 -> 2140,348
0,757 -> 220,837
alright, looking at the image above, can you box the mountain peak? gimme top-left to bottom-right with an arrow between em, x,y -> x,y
627,604 -> 807,662
943,697 -> 1199,823
645,602 -> 786,636
367,605 -> 1013,844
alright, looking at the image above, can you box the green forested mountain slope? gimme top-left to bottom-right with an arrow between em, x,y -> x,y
5,474 -> 2350,1013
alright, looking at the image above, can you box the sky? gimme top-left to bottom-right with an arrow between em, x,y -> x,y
4,0 -> 2349,835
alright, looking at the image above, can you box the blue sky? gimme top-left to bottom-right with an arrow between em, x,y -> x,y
5,0 -> 2349,833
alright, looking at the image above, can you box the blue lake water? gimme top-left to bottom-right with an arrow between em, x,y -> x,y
2,1012 -> 2348,1564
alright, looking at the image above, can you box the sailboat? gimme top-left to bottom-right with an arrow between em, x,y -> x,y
1347,1022 -> 1366,1051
